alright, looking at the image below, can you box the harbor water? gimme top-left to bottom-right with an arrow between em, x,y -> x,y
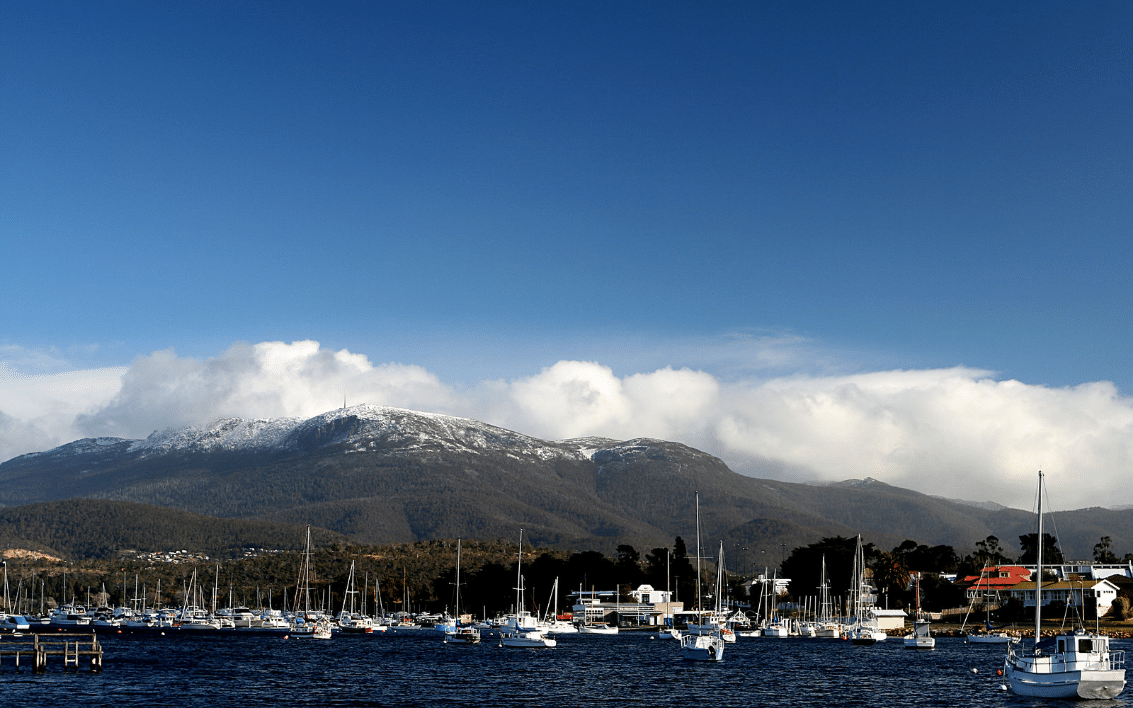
3,630 -> 1129,707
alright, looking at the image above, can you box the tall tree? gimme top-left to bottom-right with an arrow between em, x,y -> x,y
870,551 -> 911,608
1094,536 -> 1118,563
1018,533 -> 1064,565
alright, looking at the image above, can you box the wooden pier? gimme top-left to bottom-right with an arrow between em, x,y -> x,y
0,632 -> 103,671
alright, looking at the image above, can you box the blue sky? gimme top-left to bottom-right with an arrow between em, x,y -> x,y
2,2 -> 1132,509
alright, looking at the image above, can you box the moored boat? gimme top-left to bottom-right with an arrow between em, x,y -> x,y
1003,472 -> 1125,699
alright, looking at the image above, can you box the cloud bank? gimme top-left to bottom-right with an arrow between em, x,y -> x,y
3,340 -> 1132,510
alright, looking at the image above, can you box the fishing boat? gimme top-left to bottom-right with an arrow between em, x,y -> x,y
903,572 -> 935,650
291,527 -> 332,640
499,530 -> 555,648
680,492 -> 725,662
443,539 -> 480,645
1003,472 -> 1125,699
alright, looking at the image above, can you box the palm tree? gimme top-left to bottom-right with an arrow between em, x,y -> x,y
870,551 -> 910,606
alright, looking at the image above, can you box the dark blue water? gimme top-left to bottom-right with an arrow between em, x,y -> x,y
3,632 -> 1130,707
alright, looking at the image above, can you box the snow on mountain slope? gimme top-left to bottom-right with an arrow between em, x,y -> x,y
130,416 -> 302,455
121,404 -> 588,460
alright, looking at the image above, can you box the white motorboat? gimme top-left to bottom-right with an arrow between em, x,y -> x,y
578,621 -> 619,635
49,604 -> 92,626
1003,472 -> 1125,699
904,619 -> 935,650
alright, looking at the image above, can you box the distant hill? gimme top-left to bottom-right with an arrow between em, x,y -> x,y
2,404 -> 1131,560
0,499 -> 346,559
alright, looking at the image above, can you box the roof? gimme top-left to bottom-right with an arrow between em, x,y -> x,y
1009,578 -> 1117,592
956,565 -> 1031,590
870,609 -> 908,617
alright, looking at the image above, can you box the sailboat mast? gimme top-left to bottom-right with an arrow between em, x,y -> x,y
455,539 -> 462,621
694,492 -> 703,614
1035,471 -> 1044,645
516,530 -> 524,617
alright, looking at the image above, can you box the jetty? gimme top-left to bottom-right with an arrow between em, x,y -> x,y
0,632 -> 103,671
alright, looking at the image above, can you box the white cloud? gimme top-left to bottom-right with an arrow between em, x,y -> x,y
73,340 -> 460,438
0,366 -> 127,459
3,341 -> 1133,510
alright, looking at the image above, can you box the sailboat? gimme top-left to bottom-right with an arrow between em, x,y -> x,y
680,492 -> 725,661
847,534 -> 886,644
539,578 -> 578,634
337,561 -> 374,633
499,530 -> 555,648
443,539 -> 480,645
291,526 -> 332,640
814,556 -> 841,638
1003,472 -> 1125,699
903,572 -> 935,650
761,570 -> 789,638
961,565 -> 1019,644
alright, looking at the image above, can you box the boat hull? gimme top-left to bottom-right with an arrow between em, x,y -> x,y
500,631 -> 555,648
680,634 -> 725,661
967,633 -> 1018,644
1006,666 -> 1125,700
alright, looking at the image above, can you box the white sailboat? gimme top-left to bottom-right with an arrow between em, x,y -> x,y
680,492 -> 725,661
539,578 -> 578,634
291,527 -> 331,640
1003,471 -> 1125,699
499,530 -> 555,648
761,570 -> 789,638
814,556 -> 842,638
960,562 -> 1019,644
337,561 -> 374,633
444,539 -> 480,645
847,534 -> 886,645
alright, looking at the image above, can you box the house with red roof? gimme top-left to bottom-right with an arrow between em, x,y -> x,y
955,565 -> 1032,602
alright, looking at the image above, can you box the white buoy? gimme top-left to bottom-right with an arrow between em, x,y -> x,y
971,668 -> 978,674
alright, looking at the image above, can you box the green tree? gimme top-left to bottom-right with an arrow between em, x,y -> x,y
1018,533 -> 1063,565
870,551 -> 911,608
615,544 -> 644,586
779,536 -> 874,600
1093,536 -> 1118,563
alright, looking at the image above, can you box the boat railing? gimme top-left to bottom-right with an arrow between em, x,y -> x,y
1009,647 -> 1126,674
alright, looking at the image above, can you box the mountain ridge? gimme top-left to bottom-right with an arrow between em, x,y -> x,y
2,405 -> 1131,560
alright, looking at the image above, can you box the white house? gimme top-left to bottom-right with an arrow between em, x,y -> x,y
1007,578 -> 1120,617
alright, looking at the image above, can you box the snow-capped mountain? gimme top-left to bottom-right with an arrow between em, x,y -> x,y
3,405 -> 1118,557
97,404 -> 605,461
